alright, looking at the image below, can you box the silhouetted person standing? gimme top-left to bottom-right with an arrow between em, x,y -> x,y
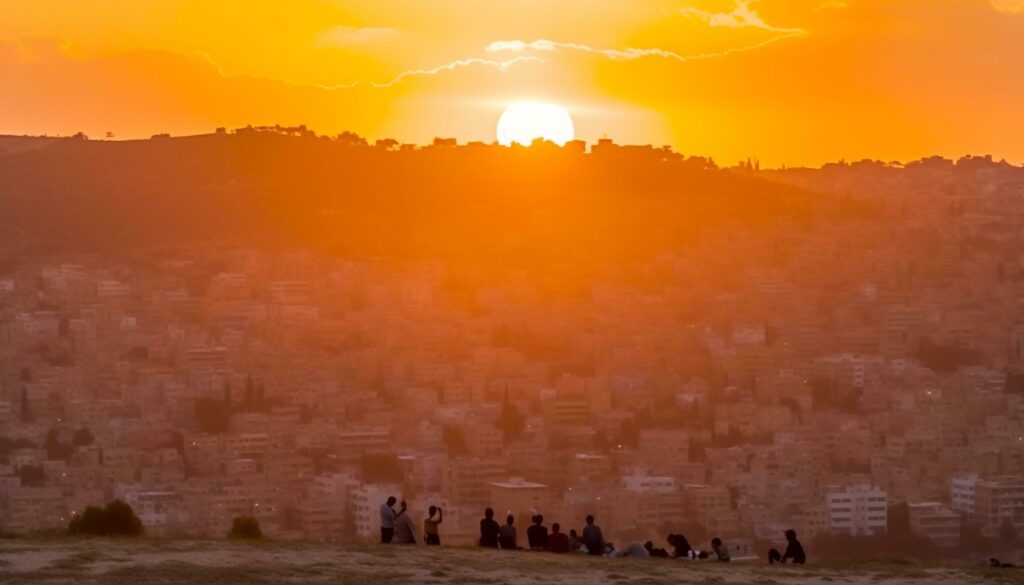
480,508 -> 500,548
769,529 -> 806,565
424,505 -> 443,545
527,514 -> 549,550
549,523 -> 570,553
380,496 -> 399,544
582,515 -> 605,556
499,514 -> 517,550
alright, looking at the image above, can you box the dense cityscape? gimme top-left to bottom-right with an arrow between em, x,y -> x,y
2,134 -> 1024,560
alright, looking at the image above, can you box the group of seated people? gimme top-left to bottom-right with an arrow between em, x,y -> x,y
477,508 -> 807,564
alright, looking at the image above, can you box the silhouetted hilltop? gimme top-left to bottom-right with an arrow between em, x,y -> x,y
0,134 -> 65,157
763,155 -> 1024,202
0,132 -> 814,265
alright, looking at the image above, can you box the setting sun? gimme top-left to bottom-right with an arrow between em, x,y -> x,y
496,102 -> 575,147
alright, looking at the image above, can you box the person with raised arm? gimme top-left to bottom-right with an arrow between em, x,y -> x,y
424,505 -> 443,545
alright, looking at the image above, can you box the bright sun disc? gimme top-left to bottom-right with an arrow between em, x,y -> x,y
496,102 -> 575,147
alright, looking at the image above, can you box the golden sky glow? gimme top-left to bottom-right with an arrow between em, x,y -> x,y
1,0 -> 1023,166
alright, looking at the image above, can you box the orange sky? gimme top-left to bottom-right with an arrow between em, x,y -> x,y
1,0 -> 1023,166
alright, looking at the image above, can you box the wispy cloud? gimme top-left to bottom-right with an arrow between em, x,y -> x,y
991,0 -> 1024,14
297,3 -> 806,92
485,33 -> 806,63
328,56 -> 545,89
316,26 -> 400,47
681,1 -> 807,35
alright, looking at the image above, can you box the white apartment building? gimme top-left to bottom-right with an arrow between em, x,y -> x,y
97,279 -> 131,297
115,487 -> 185,536
621,472 -> 685,530
951,474 -> 978,514
622,473 -> 677,493
825,484 -> 888,536
815,354 -> 883,389
973,476 -> 1024,536
908,502 -> 961,547
333,428 -> 391,457
269,280 -> 309,304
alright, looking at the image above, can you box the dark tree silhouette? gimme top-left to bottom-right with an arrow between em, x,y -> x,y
69,500 -> 144,536
498,387 -> 525,442
194,398 -> 230,434
916,338 -> 982,373
229,516 -> 263,539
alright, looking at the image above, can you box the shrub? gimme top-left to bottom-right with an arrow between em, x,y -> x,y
229,516 -> 263,540
68,500 -> 144,536
68,506 -> 106,535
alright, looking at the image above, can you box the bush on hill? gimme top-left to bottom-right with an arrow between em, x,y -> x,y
229,516 -> 263,540
916,338 -> 982,373
68,500 -> 144,536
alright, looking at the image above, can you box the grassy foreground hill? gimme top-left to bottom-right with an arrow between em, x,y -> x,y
1,539 -> 1022,585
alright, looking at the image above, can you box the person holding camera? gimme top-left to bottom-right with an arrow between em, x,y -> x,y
424,505 -> 443,545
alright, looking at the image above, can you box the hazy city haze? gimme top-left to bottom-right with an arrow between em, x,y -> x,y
3,0 -> 1024,580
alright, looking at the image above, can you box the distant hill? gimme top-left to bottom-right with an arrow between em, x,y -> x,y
0,135 -> 65,158
0,133 -> 811,264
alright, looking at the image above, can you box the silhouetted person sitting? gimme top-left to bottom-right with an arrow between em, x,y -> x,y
582,515 -> 605,556
711,537 -> 730,562
568,529 -> 581,552
668,534 -> 695,559
990,558 -> 1017,568
480,508 -> 500,548
610,541 -> 651,558
527,514 -> 549,550
645,541 -> 670,558
499,514 -> 517,550
424,505 -> 443,545
769,529 -> 806,565
549,523 -> 570,554
393,501 -> 417,544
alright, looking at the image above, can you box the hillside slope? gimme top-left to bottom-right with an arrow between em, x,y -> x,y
0,134 -> 811,262
1,539 -> 1020,585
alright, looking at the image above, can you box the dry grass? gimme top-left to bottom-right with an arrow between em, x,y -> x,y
0,539 -> 1020,585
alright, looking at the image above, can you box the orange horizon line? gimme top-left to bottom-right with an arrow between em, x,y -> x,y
2,128 -> 1021,171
